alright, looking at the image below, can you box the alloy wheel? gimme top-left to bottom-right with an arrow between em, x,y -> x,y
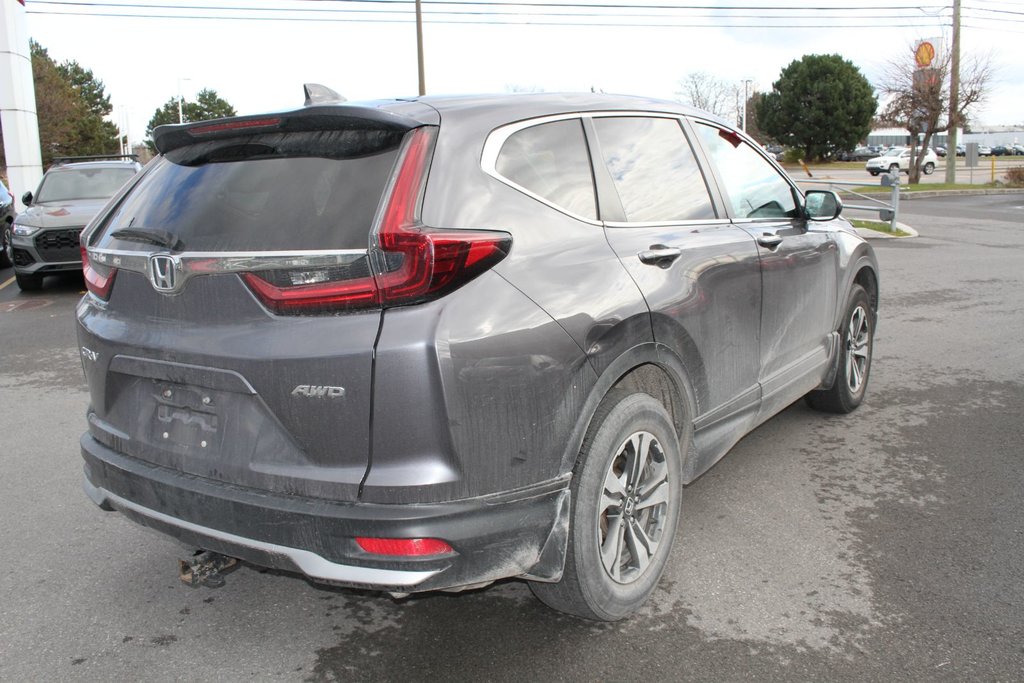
845,305 -> 871,394
598,430 -> 671,584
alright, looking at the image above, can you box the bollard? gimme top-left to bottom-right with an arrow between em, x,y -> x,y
880,171 -> 900,232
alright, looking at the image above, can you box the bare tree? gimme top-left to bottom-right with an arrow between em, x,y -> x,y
877,46 -> 993,184
676,72 -> 738,121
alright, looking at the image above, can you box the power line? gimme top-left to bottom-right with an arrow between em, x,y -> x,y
26,8 -> 949,28
30,0 -> 955,12
28,1 -> 955,20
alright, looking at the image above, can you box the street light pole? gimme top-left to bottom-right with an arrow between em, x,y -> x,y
177,78 -> 191,124
742,79 -> 752,132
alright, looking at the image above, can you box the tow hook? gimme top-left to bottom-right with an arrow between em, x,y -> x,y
178,550 -> 238,588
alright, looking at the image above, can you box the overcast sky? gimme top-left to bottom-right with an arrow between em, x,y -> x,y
21,0 -> 1024,145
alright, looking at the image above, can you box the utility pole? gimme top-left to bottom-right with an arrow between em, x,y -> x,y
416,0 -> 426,96
945,0 -> 961,184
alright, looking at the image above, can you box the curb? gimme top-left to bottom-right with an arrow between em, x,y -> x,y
855,221 -> 918,240
852,188 -> 1024,200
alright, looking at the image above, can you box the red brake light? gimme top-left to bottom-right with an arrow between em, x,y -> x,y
242,126 -> 511,315
188,117 -> 281,136
81,246 -> 116,300
355,537 -> 454,557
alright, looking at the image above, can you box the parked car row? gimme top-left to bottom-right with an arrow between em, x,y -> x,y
5,156 -> 141,290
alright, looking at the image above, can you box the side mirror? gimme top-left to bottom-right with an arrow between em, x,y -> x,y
804,189 -> 842,221
21,191 -> 33,206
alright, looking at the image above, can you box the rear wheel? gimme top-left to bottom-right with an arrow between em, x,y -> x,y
806,284 -> 873,414
888,163 -> 900,174
530,390 -> 683,620
923,162 -> 935,175
15,271 -> 43,291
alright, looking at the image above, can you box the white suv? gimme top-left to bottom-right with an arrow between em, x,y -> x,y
866,147 -> 938,176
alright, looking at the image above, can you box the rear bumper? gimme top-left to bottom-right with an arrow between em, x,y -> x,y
81,433 -> 570,592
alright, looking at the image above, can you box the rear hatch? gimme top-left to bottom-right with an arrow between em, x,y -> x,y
77,109 -> 420,501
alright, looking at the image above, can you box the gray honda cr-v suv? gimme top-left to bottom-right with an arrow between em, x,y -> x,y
77,88 -> 878,620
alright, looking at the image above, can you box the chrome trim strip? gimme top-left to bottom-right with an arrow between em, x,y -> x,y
89,484 -> 442,588
604,218 -> 733,229
88,247 -> 370,294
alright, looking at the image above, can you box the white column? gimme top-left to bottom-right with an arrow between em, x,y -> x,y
1,0 -> 43,211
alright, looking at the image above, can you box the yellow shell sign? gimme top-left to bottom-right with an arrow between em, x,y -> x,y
915,41 -> 936,68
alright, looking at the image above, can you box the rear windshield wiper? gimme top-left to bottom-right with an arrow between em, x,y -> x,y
110,227 -> 183,251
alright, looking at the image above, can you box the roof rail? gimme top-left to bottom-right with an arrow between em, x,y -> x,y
51,154 -> 139,166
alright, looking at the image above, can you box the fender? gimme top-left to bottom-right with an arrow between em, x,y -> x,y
527,342 -> 699,583
556,341 -> 699,477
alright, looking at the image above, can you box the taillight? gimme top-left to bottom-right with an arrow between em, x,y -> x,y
242,126 -> 512,315
81,246 -> 116,300
355,537 -> 454,557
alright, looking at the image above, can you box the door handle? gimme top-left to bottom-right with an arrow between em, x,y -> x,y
757,233 -> 783,249
638,245 -> 682,267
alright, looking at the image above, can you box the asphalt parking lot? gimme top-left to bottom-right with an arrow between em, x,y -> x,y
1,195 -> 1022,681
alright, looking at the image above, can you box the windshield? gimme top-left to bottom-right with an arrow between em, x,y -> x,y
36,167 -> 136,203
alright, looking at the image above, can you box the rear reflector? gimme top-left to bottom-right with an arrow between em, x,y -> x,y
355,537 -> 454,557
242,126 -> 511,315
82,246 -> 116,300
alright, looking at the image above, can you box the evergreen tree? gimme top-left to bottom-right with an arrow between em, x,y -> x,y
757,54 -> 876,162
145,89 -> 237,150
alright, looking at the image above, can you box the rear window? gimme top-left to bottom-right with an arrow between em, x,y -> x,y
95,129 -> 405,252
36,167 -> 137,203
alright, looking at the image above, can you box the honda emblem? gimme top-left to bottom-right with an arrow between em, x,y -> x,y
149,254 -> 180,293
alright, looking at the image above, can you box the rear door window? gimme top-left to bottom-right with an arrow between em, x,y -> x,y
693,122 -> 798,220
591,116 -> 715,223
95,129 -> 405,252
494,118 -> 597,220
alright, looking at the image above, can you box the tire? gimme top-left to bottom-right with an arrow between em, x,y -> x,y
888,163 -> 900,174
15,271 -> 43,291
806,284 -> 874,414
530,390 -> 684,621
923,162 -> 935,175
868,170 -> 879,176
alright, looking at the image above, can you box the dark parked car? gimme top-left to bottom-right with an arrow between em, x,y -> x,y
77,89 -> 879,620
837,147 -> 875,162
0,179 -> 15,268
10,157 -> 140,290
991,145 -> 1011,156
934,146 -> 947,158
